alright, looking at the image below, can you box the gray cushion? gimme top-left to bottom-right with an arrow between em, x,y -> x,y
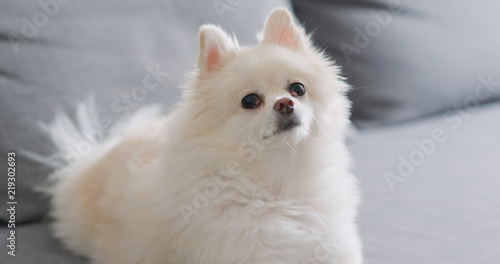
351,101 -> 500,263
0,222 -> 86,263
291,0 -> 500,128
0,0 -> 291,223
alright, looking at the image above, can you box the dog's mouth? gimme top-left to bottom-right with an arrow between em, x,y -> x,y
277,115 -> 300,132
263,115 -> 301,140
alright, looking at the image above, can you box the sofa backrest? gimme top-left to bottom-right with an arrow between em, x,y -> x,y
292,0 -> 500,128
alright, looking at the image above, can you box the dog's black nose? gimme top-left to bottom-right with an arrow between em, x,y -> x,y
274,97 -> 294,115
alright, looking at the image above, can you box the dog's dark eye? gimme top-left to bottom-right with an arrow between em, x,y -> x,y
242,94 -> 261,109
289,83 -> 306,97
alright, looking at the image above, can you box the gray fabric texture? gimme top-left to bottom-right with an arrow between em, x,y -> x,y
353,101 -> 500,263
0,0 -> 291,223
0,222 -> 86,263
2,101 -> 499,263
291,0 -> 500,128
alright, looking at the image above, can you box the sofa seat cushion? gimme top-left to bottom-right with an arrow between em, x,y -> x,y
350,102 -> 500,263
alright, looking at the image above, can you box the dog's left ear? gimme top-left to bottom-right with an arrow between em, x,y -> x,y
198,25 -> 238,73
261,8 -> 308,50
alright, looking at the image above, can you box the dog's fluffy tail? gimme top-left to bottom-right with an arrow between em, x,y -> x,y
23,96 -> 163,185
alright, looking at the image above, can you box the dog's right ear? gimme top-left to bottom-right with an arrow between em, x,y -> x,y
261,8 -> 308,51
198,25 -> 239,73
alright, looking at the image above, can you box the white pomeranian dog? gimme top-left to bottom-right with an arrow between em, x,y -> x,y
42,8 -> 362,264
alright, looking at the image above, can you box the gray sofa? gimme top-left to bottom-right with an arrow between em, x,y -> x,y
1,0 -> 499,263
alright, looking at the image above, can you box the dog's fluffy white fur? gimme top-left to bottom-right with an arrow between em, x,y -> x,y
43,8 -> 362,264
